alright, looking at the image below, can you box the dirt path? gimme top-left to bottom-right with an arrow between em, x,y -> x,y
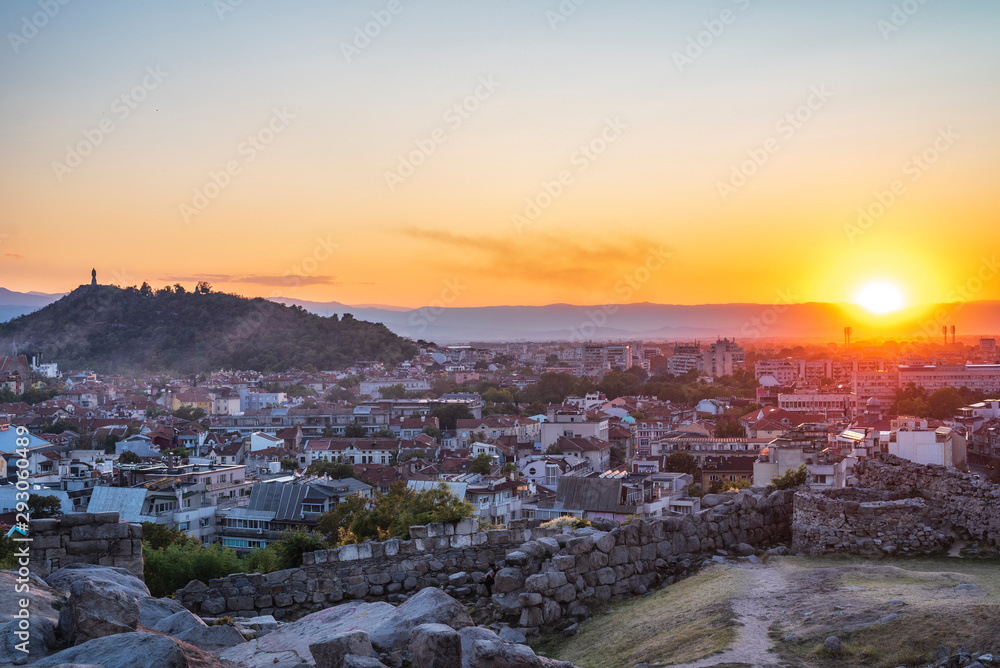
667,563 -> 804,668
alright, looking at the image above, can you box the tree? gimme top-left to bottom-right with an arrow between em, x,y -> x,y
28,494 -> 63,519
470,453 -> 493,475
344,422 -> 367,438
431,404 -> 473,431
139,281 -> 153,297
279,457 -> 299,470
119,450 -> 142,464
545,443 -> 563,455
173,405 -> 206,421
272,528 -> 327,569
0,387 -> 15,403
709,479 -> 752,494
663,452 -> 699,476
325,387 -> 355,402
41,418 -> 77,434
308,461 -> 355,479
196,281 -> 212,294
771,464 -> 808,490
378,384 -> 407,399
598,371 -> 643,400
421,425 -> 442,440
141,521 -> 193,550
372,426 -> 395,438
164,447 -> 190,458
316,494 -> 370,544
714,418 -> 745,438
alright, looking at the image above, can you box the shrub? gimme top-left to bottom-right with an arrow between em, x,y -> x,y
771,464 -> 809,490
540,516 -> 590,530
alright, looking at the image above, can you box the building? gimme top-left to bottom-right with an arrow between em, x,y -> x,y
699,456 -> 756,492
981,338 -> 997,362
667,343 -> 702,376
777,390 -> 856,418
702,338 -> 745,378
898,364 -> 1000,395
887,416 -> 966,468
539,409 -> 609,449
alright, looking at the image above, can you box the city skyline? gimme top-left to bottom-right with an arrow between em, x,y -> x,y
2,1 -> 998,314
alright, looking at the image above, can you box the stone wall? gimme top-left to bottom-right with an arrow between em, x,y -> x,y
791,488 -> 951,556
176,488 -> 795,628
855,454 -> 1000,545
28,512 -> 144,579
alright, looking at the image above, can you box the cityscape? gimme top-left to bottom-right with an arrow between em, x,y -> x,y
2,1 -> 999,667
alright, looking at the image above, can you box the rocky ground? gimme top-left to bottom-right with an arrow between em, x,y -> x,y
0,564 -> 580,667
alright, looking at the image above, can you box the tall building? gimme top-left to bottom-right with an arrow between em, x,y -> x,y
702,338 -> 745,377
981,338 -> 997,362
667,342 -> 702,376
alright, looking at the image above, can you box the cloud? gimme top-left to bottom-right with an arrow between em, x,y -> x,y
160,274 -> 339,287
231,275 -> 339,287
4,253 -> 24,260
398,226 -> 669,289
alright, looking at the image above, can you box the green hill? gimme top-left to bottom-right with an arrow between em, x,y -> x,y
0,285 -> 417,374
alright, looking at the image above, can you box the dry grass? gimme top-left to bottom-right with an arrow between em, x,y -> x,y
531,565 -> 743,668
775,556 -> 1000,668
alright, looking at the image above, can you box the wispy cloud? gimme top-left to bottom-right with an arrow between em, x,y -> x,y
160,273 -> 339,288
398,226 -> 669,288
4,253 -> 25,260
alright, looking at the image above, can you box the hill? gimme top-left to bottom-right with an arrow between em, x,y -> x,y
0,285 -> 417,374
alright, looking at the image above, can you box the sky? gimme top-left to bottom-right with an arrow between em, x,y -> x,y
1,0 -> 998,311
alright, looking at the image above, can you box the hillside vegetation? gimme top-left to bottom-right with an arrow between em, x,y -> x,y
0,285 -> 417,373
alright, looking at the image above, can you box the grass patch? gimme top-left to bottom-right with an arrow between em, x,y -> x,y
774,556 -> 1000,668
531,566 -> 742,668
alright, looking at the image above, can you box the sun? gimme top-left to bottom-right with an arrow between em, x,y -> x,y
854,281 -> 906,314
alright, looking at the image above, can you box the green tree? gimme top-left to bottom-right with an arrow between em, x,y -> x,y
143,541 -> 242,598
279,457 -> 299,470
173,405 -> 206,421
271,528 -> 327,569
141,522 -> 194,550
119,450 -> 142,464
316,494 -> 370,544
771,464 -> 808,490
344,422 -> 367,438
663,452 -> 699,476
470,453 -> 493,475
545,443 -> 563,455
28,494 -> 63,518
41,418 -> 77,434
714,418 -> 745,438
164,447 -> 190,458
308,460 -> 355,478
430,404 -> 473,431
709,479 -> 752,494
0,387 -> 15,403
378,383 -> 407,399
421,425 -> 442,440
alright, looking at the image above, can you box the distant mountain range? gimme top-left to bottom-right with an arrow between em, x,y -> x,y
2,287 -> 997,345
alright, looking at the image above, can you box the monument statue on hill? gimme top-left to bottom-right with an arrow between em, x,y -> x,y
91,268 -> 96,286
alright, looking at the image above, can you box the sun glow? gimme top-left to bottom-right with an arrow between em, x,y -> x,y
854,281 -> 906,314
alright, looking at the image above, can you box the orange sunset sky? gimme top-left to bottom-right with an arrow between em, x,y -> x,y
1,1 -> 998,310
